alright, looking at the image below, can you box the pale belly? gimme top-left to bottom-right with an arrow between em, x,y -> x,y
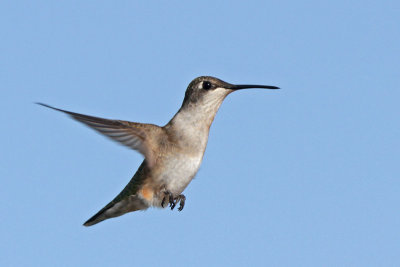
158,153 -> 203,195
139,154 -> 203,207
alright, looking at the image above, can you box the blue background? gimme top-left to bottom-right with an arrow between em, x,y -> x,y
2,1 -> 399,266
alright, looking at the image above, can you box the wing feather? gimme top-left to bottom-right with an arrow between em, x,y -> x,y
37,103 -> 156,166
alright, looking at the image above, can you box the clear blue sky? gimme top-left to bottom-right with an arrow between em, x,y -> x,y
1,1 -> 399,266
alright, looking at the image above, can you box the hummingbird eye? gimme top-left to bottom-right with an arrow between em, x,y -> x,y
202,81 -> 212,90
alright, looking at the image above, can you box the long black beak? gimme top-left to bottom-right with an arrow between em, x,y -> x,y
230,84 -> 280,90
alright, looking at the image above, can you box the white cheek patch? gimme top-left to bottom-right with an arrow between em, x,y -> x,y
202,87 -> 228,107
213,87 -> 227,95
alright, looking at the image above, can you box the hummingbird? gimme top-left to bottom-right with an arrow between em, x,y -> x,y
38,76 -> 279,226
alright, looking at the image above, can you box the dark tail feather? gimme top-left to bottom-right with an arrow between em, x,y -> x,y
83,203 -> 114,227
83,196 -> 148,227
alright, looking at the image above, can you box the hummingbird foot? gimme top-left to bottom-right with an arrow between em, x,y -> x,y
161,190 -> 186,211
170,194 -> 186,211
161,190 -> 174,208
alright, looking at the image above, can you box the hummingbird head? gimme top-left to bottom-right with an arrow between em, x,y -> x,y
168,76 -> 279,133
181,76 -> 279,108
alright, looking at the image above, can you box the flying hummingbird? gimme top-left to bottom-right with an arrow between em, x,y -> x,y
38,76 -> 279,226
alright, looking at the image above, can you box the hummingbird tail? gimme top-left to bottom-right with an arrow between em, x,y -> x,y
83,196 -> 148,226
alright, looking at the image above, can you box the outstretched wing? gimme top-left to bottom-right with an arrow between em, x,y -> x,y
37,103 -> 157,167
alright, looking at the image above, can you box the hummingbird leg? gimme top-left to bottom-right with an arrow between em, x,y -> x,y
161,190 -> 176,209
161,190 -> 171,208
170,194 -> 182,210
177,195 -> 186,211
169,194 -> 178,210
168,193 -> 176,208
161,196 -> 167,208
161,189 -> 185,211
170,194 -> 186,211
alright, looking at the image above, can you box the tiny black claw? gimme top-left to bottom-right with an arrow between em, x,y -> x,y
177,195 -> 186,211
161,196 -> 167,208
